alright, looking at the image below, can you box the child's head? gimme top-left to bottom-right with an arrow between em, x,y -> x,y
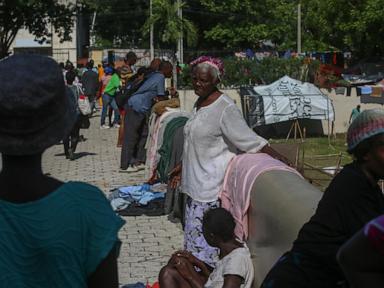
202,208 -> 236,247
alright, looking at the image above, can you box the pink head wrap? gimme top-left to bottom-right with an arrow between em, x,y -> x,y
190,56 -> 224,77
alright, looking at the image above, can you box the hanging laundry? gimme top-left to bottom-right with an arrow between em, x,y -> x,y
156,111 -> 190,164
371,86 -> 383,97
157,117 -> 189,182
145,109 -> 181,179
361,86 -> 373,95
164,126 -> 186,219
321,53 -> 326,64
283,50 -> 291,59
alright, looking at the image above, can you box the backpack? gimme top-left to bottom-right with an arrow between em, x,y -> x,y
115,77 -> 145,109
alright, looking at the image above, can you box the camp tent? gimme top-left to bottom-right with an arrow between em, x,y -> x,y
240,76 -> 335,138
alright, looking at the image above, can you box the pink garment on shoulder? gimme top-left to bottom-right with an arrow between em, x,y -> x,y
219,153 -> 302,241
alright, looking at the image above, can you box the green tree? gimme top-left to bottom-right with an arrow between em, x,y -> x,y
143,0 -> 197,49
198,0 -> 384,56
301,0 -> 384,57
82,0 -> 148,48
200,0 -> 266,48
84,0 -> 384,57
199,0 -> 296,49
0,0 -> 76,58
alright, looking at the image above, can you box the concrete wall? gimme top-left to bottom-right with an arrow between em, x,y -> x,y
178,88 -> 384,135
9,0 -> 78,63
52,23 -> 77,63
89,49 -> 103,65
322,88 -> 383,134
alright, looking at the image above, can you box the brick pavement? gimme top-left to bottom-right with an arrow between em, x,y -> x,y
41,112 -> 184,286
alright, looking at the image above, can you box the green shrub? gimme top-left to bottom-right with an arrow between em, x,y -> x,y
178,57 -> 320,88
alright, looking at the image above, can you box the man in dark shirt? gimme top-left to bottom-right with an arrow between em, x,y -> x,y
81,60 -> 99,113
261,109 -> 384,288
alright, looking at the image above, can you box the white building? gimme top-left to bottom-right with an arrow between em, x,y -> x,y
9,0 -> 89,64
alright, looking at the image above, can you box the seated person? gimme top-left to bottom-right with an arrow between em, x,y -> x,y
338,214 -> 384,288
261,109 -> 384,288
159,208 -> 254,288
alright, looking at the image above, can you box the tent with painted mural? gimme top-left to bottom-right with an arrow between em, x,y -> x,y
240,76 -> 335,139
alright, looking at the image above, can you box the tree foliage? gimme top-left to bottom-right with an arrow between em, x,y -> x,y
82,0 -> 148,48
301,0 -> 384,57
0,0 -> 76,58
180,57 -> 320,88
199,0 -> 296,49
143,0 -> 197,49
199,0 -> 384,56
85,0 -> 384,57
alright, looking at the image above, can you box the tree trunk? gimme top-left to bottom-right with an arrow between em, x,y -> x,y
0,43 -> 10,59
0,29 -> 18,59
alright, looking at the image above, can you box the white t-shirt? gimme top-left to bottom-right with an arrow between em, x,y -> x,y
205,246 -> 254,288
182,94 -> 268,202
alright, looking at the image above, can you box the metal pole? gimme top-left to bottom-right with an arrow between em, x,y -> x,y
150,0 -> 154,60
177,0 -> 183,63
297,3 -> 302,54
90,11 -> 97,47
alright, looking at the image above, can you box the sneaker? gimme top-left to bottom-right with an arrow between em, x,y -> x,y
113,123 -> 120,128
135,163 -> 146,171
100,124 -> 110,129
119,166 -> 139,173
127,166 -> 139,172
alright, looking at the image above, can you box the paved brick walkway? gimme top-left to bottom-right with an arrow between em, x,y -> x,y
42,112 -> 183,286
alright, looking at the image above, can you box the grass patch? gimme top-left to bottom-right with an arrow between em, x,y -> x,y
270,134 -> 353,190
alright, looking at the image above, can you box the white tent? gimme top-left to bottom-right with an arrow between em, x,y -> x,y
253,76 -> 335,125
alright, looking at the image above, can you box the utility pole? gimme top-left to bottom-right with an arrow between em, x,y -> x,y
90,11 -> 97,47
150,0 -> 154,60
297,2 -> 302,54
177,0 -> 183,64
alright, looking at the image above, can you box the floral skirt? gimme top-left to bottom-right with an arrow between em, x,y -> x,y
184,197 -> 220,268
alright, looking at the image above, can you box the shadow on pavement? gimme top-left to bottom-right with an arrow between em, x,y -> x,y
54,152 -> 97,160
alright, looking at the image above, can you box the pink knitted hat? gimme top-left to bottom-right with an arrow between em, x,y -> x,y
190,56 -> 224,77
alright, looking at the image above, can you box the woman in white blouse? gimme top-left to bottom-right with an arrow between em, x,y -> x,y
169,56 -> 284,269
